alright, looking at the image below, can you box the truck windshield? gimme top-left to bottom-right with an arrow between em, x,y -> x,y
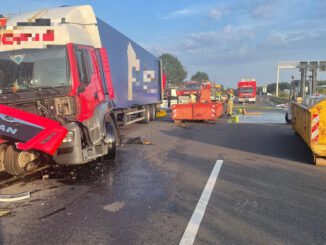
185,83 -> 201,90
239,87 -> 254,93
0,47 -> 69,92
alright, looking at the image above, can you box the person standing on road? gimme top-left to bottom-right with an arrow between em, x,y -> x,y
226,89 -> 235,116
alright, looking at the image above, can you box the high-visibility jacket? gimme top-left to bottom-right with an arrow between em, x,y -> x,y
227,93 -> 235,101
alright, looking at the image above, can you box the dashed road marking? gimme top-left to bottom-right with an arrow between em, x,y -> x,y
179,159 -> 223,245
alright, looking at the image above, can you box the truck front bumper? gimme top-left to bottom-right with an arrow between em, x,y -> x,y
238,97 -> 256,102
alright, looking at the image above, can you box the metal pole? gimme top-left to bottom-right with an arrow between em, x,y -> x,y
300,68 -> 306,97
312,67 -> 317,94
276,65 -> 280,97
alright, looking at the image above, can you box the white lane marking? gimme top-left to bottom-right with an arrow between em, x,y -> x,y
179,159 -> 223,245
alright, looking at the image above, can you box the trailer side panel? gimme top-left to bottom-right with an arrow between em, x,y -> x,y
97,18 -> 161,109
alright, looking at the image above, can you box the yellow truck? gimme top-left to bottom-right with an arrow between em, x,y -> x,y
292,96 -> 326,165
289,61 -> 326,165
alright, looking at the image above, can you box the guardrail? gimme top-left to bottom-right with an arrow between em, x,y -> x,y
268,96 -> 288,105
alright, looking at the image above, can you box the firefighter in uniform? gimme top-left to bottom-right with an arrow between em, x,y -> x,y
226,89 -> 235,116
189,92 -> 197,103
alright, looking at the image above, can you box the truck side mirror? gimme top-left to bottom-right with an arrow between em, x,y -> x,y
77,85 -> 86,95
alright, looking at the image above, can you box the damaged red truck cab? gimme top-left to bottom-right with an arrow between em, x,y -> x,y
0,5 -> 163,175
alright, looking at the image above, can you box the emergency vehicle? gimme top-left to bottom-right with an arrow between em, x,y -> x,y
237,79 -> 256,103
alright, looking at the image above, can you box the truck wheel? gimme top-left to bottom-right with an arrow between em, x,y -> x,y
150,105 -> 156,121
285,112 -> 291,124
143,105 -> 150,124
0,144 -> 8,172
4,145 -> 39,176
104,122 -> 116,160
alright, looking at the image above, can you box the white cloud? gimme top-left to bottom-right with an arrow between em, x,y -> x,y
251,4 -> 274,19
208,8 -> 223,20
161,7 -> 196,20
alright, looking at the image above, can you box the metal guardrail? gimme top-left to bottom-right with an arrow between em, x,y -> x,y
268,96 -> 288,105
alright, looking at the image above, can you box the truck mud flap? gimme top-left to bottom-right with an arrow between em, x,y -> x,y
0,104 -> 67,155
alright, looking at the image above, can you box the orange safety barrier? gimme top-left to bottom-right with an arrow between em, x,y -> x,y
172,102 -> 224,121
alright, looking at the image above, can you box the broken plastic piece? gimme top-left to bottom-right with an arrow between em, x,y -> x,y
0,191 -> 30,202
0,209 -> 11,217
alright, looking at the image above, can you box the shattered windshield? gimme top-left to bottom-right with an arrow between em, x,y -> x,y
0,47 -> 69,92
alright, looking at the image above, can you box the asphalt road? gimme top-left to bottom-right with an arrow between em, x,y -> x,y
0,98 -> 325,245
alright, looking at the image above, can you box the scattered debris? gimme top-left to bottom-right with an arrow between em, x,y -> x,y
42,174 -> 49,181
39,207 -> 66,220
238,109 -> 262,115
0,209 -> 11,217
174,120 -> 187,128
103,201 -> 125,213
275,103 -> 287,109
142,141 -> 153,145
156,110 -> 167,118
125,137 -> 153,145
0,192 -> 30,202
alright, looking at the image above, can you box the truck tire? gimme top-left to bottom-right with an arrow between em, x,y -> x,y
4,145 -> 38,176
143,105 -> 150,124
0,144 -> 8,172
150,105 -> 156,121
285,112 -> 291,124
104,122 -> 116,160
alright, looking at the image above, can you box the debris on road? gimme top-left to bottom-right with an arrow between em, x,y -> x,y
103,201 -> 125,213
0,192 -> 30,202
39,207 -> 66,220
275,103 -> 287,109
42,174 -> 49,181
237,109 -> 262,115
156,110 -> 167,118
0,209 -> 11,217
125,137 -> 154,145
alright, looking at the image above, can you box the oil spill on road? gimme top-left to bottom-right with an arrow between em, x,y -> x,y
238,110 -> 285,124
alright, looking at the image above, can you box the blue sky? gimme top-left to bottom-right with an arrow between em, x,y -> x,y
2,0 -> 326,87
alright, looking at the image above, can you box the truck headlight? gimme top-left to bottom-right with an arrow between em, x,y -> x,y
62,131 -> 74,143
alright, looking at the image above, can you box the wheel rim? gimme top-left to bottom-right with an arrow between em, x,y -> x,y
147,109 -> 150,120
18,151 -> 32,169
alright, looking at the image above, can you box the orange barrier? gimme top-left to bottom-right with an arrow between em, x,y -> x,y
172,102 -> 224,121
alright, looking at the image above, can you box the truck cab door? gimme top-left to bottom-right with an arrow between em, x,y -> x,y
74,46 -> 101,121
95,48 -> 115,100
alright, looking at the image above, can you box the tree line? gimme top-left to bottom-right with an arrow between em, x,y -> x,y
160,53 -> 210,86
160,52 -> 326,92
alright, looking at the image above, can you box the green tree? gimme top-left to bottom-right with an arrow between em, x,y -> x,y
267,82 -> 290,93
159,53 -> 187,86
191,71 -> 209,82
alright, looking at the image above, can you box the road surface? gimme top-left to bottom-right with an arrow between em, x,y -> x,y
0,98 -> 325,245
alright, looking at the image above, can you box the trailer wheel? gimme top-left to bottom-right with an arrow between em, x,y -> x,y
104,122 -> 116,160
285,112 -> 291,124
143,105 -> 150,124
314,155 -> 326,166
150,105 -> 156,121
4,146 -> 39,176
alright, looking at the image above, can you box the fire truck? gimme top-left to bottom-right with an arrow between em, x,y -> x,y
0,5 -> 163,175
237,79 -> 257,103
177,81 -> 201,103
